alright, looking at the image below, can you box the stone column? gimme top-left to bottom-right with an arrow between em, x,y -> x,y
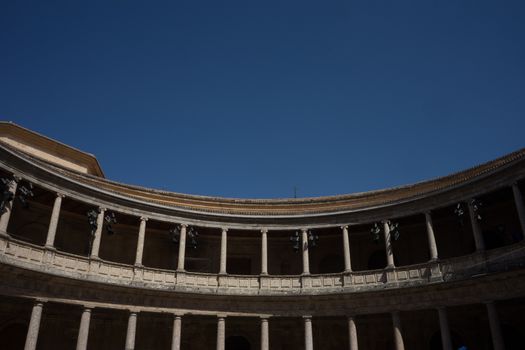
425,212 -> 439,261
177,224 -> 187,271
76,307 -> 92,350
468,200 -> 485,251
44,193 -> 64,249
24,301 -> 44,350
342,226 -> 352,272
512,183 -> 525,237
437,307 -> 452,350
125,312 -> 137,350
348,316 -> 358,350
485,302 -> 505,350
301,229 -> 310,275
261,229 -> 268,275
134,217 -> 148,266
90,208 -> 106,259
219,228 -> 228,274
171,314 -> 182,350
216,316 -> 226,350
304,316 -> 313,350
0,178 -> 18,234
391,312 -> 405,350
260,317 -> 269,350
383,221 -> 395,268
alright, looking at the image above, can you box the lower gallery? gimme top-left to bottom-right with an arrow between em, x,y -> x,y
0,122 -> 524,349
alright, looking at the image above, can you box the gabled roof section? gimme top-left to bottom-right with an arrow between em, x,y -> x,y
0,121 -> 104,177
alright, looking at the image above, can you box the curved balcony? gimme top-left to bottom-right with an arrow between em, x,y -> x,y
1,234 -> 524,296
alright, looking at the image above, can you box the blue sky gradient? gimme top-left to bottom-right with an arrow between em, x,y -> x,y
1,1 -> 524,198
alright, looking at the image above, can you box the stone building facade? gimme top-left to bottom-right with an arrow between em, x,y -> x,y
0,121 -> 524,350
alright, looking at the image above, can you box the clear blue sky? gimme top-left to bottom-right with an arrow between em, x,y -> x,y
1,1 -> 524,198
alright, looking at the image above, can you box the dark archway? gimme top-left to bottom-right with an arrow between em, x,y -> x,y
226,335 -> 251,350
0,322 -> 28,350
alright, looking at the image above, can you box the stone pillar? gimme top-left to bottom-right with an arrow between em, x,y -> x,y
76,307 -> 92,350
261,229 -> 268,275
24,301 -> 44,350
0,178 -> 18,234
342,226 -> 352,272
348,316 -> 358,350
90,208 -> 106,259
468,200 -> 485,251
391,312 -> 405,350
171,314 -> 182,350
437,308 -> 452,350
45,193 -> 64,248
485,302 -> 505,350
216,316 -> 226,350
301,229 -> 310,275
176,224 -> 187,271
304,316 -> 313,350
512,183 -> 525,237
134,217 -> 148,266
219,228 -> 228,274
260,317 -> 269,350
425,212 -> 439,261
125,312 -> 137,350
383,221 -> 395,268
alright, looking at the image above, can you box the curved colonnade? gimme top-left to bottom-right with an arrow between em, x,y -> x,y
1,140 -> 525,350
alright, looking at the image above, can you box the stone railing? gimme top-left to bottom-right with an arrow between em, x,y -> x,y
1,234 -> 524,296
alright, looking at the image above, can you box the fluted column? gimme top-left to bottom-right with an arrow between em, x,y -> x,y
485,302 -> 505,350
391,312 -> 405,350
171,314 -> 182,350
0,178 -> 18,234
342,226 -> 352,272
134,217 -> 148,266
125,312 -> 137,350
177,224 -> 187,271
24,301 -> 44,350
468,200 -> 485,251
216,316 -> 226,350
301,229 -> 310,275
219,228 -> 228,274
261,229 -> 268,275
348,316 -> 358,350
260,317 -> 269,350
425,212 -> 439,261
512,183 -> 525,237
76,307 -> 92,350
45,193 -> 64,248
90,208 -> 106,259
437,308 -> 452,350
304,316 -> 313,350
383,221 -> 395,268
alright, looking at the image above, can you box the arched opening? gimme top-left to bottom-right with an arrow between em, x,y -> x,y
0,322 -> 28,350
226,335 -> 251,350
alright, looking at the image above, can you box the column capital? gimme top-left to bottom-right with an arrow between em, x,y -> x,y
82,307 -> 93,312
341,225 -> 348,230
424,210 -> 432,216
179,223 -> 188,228
13,175 -> 22,183
300,228 -> 309,233
56,192 -> 66,198
261,228 -> 268,234
217,314 -> 227,320
302,315 -> 312,320
221,227 -> 228,233
98,207 -> 107,213
140,216 -> 148,222
259,315 -> 270,320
